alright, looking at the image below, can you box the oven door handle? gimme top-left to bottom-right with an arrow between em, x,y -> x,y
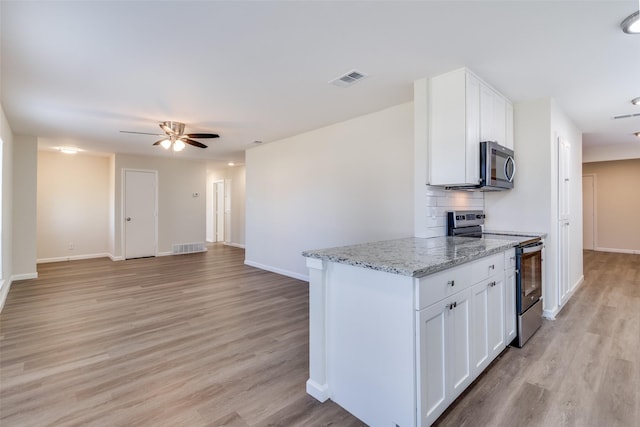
521,242 -> 543,254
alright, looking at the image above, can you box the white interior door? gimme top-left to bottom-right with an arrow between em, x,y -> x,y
582,175 -> 595,250
214,181 -> 224,242
124,170 -> 157,259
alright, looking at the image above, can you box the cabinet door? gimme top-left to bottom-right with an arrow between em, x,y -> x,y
417,301 -> 448,425
480,85 -> 508,146
446,288 -> 473,397
471,276 -> 506,374
505,101 -> 514,150
465,73 -> 480,184
470,280 -> 490,373
487,275 -> 505,358
479,84 -> 495,143
504,269 -> 517,344
428,69 -> 480,186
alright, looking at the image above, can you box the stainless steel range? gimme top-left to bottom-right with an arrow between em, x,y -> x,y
447,210 -> 543,347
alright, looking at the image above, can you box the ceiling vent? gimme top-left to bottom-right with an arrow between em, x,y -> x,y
329,70 -> 368,87
613,112 -> 640,120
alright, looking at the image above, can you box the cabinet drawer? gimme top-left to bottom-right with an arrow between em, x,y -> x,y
470,253 -> 503,282
416,264 -> 471,310
504,249 -> 516,270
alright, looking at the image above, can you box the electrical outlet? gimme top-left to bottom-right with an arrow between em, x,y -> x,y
68,242 -> 74,251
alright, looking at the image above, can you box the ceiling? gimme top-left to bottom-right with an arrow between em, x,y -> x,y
2,1 -> 640,167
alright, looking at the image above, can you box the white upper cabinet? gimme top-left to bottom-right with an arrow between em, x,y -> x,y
427,68 -> 513,186
480,85 -> 508,148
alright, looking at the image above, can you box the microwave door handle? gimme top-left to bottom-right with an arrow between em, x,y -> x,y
505,156 -> 516,182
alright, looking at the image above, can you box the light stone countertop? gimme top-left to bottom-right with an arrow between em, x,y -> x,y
302,236 -> 518,278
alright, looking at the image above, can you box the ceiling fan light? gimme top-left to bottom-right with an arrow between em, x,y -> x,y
160,139 -> 171,149
173,139 -> 186,151
621,10 -> 640,34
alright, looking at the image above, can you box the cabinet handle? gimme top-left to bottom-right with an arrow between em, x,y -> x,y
489,281 -> 496,288
447,280 -> 455,287
489,264 -> 495,270
448,302 -> 457,310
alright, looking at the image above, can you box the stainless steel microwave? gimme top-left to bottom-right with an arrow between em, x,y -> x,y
479,141 -> 515,190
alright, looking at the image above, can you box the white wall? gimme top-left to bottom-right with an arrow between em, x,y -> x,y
206,164 -> 246,247
0,103 -> 14,310
485,98 -> 583,318
12,135 -> 38,279
113,154 -> 207,258
245,103 -> 415,280
583,142 -> 640,163
37,151 -> 110,262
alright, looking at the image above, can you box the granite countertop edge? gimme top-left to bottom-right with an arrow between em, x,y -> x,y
302,237 -> 518,278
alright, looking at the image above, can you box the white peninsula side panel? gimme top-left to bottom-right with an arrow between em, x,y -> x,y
306,258 -> 416,427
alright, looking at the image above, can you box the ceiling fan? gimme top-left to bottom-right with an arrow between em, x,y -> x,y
120,121 -> 219,151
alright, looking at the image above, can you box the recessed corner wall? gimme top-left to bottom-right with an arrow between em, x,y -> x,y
582,158 -> 640,253
37,151 -> 110,261
245,102 -> 415,280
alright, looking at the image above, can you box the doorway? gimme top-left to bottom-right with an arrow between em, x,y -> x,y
582,174 -> 596,250
123,169 -> 157,259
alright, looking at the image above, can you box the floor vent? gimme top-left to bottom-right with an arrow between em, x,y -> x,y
172,242 -> 207,255
329,69 -> 367,87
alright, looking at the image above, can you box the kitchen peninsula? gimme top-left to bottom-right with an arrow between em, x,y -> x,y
302,236 -> 518,427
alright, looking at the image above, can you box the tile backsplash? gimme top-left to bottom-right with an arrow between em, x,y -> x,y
422,186 -> 484,237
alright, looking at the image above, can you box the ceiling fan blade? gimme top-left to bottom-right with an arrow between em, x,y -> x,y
152,139 -> 167,146
120,130 -> 164,136
182,138 -> 208,148
186,133 -> 219,139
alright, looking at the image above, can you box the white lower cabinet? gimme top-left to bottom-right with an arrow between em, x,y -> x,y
417,288 -> 472,426
471,275 -> 505,374
417,251 -> 514,426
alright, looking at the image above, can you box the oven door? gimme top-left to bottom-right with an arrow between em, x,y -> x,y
517,242 -> 543,313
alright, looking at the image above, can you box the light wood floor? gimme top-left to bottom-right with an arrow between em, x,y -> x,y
435,250 -> 640,427
0,245 -> 365,426
1,247 -> 638,426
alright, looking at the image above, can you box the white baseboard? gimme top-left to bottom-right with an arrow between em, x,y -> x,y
306,379 -> 329,403
224,242 -> 246,249
543,274 -> 584,320
0,279 -> 12,313
109,254 -> 124,261
157,251 -> 172,257
38,253 -> 112,264
244,260 -> 308,282
595,247 -> 640,255
11,272 -> 38,281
